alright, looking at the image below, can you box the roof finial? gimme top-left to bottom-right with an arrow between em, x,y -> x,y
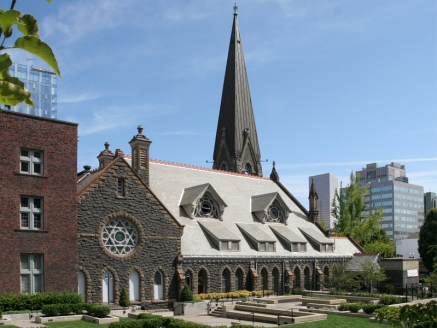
233,3 -> 238,15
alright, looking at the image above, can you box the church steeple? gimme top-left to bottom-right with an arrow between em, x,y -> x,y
308,179 -> 320,223
212,7 -> 262,176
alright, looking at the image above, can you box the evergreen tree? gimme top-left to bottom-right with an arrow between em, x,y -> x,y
119,287 -> 130,307
418,209 -> 437,272
179,284 -> 194,302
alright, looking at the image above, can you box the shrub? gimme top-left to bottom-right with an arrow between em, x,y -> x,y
293,287 -> 304,295
41,304 -> 60,317
0,291 -> 82,312
362,304 -> 379,314
119,287 -> 131,307
57,303 -> 72,316
338,303 -> 349,311
379,294 -> 402,305
375,306 -> 400,326
179,284 -> 194,302
347,303 -> 362,313
88,304 -> 110,318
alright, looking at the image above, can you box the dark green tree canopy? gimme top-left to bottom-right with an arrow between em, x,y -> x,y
418,208 -> 437,272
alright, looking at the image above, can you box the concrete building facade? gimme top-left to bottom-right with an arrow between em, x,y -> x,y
308,173 -> 338,229
357,162 -> 424,240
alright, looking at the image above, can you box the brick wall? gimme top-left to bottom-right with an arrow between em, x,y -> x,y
0,111 -> 78,293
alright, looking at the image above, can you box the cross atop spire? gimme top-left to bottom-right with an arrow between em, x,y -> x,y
212,11 -> 262,176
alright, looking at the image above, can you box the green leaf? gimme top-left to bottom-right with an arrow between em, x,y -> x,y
47,0 -> 52,3
0,53 -> 13,79
0,79 -> 33,107
17,14 -> 40,38
0,10 -> 21,38
14,36 -> 61,76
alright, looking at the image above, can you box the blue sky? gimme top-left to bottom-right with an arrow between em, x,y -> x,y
8,0 -> 436,207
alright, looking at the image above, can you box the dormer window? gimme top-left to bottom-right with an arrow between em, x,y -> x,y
194,192 -> 219,219
179,183 -> 227,221
251,192 -> 291,225
265,200 -> 284,223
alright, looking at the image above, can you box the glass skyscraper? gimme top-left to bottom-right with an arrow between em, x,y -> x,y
4,62 -> 58,119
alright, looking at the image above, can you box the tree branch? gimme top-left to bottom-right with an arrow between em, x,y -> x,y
10,0 -> 17,10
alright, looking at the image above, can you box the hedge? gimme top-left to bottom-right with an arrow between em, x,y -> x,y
41,303 -> 110,318
0,292 -> 82,312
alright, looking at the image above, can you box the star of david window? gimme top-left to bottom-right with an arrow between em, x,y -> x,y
102,219 -> 138,255
194,193 -> 219,219
264,200 -> 284,223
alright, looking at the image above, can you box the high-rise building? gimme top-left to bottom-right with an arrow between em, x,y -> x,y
424,192 -> 437,216
4,62 -> 58,119
357,162 -> 424,240
308,173 -> 338,229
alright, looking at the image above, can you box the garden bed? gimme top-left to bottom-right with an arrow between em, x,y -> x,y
36,314 -> 119,325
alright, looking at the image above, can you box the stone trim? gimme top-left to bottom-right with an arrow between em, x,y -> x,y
98,211 -> 146,260
78,266 -> 92,303
99,266 -> 120,304
126,266 -> 146,303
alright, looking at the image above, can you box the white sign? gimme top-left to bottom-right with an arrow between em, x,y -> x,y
407,269 -> 418,277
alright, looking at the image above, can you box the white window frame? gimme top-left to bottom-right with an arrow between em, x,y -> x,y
20,196 -> 43,230
20,149 -> 43,175
20,254 -> 44,293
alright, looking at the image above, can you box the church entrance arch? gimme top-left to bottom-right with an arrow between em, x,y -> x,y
102,271 -> 114,303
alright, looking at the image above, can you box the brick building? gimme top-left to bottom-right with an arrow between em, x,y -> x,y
0,111 -> 78,293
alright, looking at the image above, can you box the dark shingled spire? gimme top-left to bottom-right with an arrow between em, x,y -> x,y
308,179 -> 319,223
212,9 -> 262,176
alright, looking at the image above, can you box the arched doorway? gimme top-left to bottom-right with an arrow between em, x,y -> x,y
78,271 -> 86,301
102,271 -> 114,303
154,271 -> 164,300
272,268 -> 279,295
221,269 -> 230,293
304,267 -> 311,290
294,267 -> 301,289
260,268 -> 268,291
198,269 -> 207,294
129,271 -> 140,302
235,269 -> 244,291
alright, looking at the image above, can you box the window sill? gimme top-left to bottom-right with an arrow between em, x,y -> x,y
15,173 -> 47,179
15,229 -> 48,233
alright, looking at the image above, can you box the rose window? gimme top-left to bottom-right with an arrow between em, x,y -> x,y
265,201 -> 284,223
194,193 -> 219,219
102,219 -> 138,255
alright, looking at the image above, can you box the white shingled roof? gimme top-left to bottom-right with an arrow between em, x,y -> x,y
148,161 -> 360,258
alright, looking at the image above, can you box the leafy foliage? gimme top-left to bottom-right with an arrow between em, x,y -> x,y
322,262 -> 359,292
378,294 -> 402,305
358,260 -> 387,290
119,287 -> 131,307
347,302 -> 363,313
179,284 -> 194,302
0,291 -> 82,312
418,209 -> 437,272
0,1 -> 60,107
376,301 -> 437,328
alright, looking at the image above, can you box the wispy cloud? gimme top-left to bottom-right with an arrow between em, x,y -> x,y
158,131 -> 198,136
59,93 -> 102,104
278,158 -> 437,169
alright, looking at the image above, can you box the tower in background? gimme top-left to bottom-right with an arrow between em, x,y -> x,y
357,162 -> 424,239
4,62 -> 58,119
308,173 -> 338,229
212,9 -> 262,176
424,191 -> 437,216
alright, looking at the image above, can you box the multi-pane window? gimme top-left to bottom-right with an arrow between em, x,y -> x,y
117,179 -> 125,197
20,254 -> 43,293
20,197 -> 43,229
20,149 -> 43,175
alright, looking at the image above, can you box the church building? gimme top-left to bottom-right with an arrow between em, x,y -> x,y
76,10 -> 363,308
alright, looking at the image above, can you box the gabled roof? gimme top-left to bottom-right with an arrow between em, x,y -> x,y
213,13 -> 260,162
345,253 -> 380,272
298,227 -> 334,244
269,226 -> 307,244
251,192 -> 291,224
198,221 -> 240,241
237,223 -> 276,242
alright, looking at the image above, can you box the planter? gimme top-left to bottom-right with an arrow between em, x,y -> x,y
173,301 -> 208,316
0,317 -> 12,326
35,314 -> 119,325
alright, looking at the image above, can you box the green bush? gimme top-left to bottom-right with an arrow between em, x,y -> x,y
293,287 -> 304,295
347,303 -> 362,313
179,284 -> 194,302
379,294 -> 402,305
41,304 -> 60,317
0,291 -> 82,312
362,304 -> 381,314
57,303 -> 72,316
375,306 -> 400,326
88,304 -> 111,318
119,287 -> 131,307
338,303 -> 349,311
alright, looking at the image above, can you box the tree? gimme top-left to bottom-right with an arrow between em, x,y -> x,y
359,260 -> 386,291
119,287 -> 130,307
362,241 -> 395,259
179,284 -> 194,302
0,0 -> 60,108
322,262 -> 358,292
418,209 -> 437,272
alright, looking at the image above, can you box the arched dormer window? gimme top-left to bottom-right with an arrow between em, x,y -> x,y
194,192 -> 219,219
265,200 -> 284,223
245,163 -> 252,175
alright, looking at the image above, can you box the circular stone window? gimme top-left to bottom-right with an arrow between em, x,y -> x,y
102,219 -> 138,255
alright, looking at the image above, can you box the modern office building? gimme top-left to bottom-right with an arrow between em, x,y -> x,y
308,173 -> 338,229
4,62 -> 58,119
424,192 -> 437,216
357,162 -> 424,240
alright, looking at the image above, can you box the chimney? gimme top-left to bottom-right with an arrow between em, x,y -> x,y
97,142 -> 114,167
129,125 -> 152,185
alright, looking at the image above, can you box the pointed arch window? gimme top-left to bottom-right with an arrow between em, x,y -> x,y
245,163 -> 252,175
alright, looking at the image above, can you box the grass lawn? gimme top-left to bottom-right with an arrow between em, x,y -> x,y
282,314 -> 386,327
44,317 -> 133,328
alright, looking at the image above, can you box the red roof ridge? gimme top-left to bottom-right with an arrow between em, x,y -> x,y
149,158 -> 271,180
